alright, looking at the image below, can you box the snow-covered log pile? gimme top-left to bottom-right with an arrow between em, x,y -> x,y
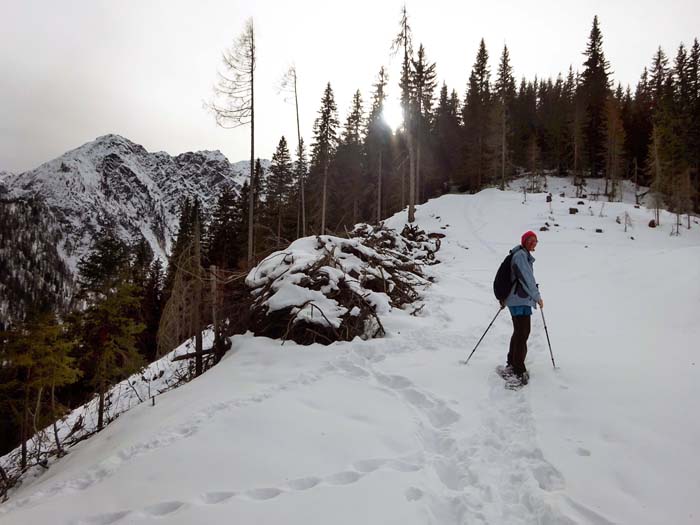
245,223 -> 441,345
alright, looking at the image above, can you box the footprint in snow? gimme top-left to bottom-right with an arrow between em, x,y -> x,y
576,447 -> 591,457
387,459 -> 422,472
245,488 -> 283,500
427,405 -> 461,429
75,510 -> 132,525
376,373 -> 412,389
352,458 -> 387,472
200,491 -> 237,504
325,471 -> 363,485
142,501 -> 186,516
405,487 -> 424,501
287,476 -> 322,490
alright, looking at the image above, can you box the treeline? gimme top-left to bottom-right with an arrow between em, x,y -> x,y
260,14 -> 699,239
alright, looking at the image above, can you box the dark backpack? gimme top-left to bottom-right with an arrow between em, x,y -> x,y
493,247 -> 522,301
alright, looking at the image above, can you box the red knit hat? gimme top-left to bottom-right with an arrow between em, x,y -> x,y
521,230 -> 537,246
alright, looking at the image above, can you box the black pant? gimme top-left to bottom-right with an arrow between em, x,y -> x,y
507,314 -> 531,376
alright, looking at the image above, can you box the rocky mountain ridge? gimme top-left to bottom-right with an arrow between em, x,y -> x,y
1,134 -> 265,325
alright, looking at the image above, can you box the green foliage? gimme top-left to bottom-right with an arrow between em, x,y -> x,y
77,229 -> 130,296
0,313 -> 80,461
79,281 -> 145,428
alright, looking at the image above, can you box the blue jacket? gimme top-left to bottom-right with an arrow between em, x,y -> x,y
505,245 -> 541,309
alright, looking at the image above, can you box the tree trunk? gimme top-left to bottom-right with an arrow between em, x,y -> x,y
501,107 -> 506,190
376,150 -> 382,224
97,381 -> 105,431
277,209 -> 282,245
248,59 -> 255,265
321,161 -> 328,234
652,126 -> 662,225
408,126 -> 416,223
51,380 -> 63,456
294,72 -> 306,238
21,384 -> 29,469
416,134 -> 421,204
194,220 -> 203,377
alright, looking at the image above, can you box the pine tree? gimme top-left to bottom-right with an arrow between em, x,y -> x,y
139,258 -> 164,362
205,185 -> 242,269
293,139 -> 309,237
266,136 -> 295,245
649,47 -> 670,110
0,313 -> 80,466
365,67 -> 391,224
80,282 -> 145,430
688,38 -> 700,200
163,198 -> 203,299
630,67 -> 653,189
580,15 -> 612,179
310,82 -> 339,234
77,230 -> 130,297
434,83 -> 462,192
411,44 -> 437,202
392,4 -> 417,221
462,39 -> 493,190
334,90 -> 365,227
605,94 -> 626,200
493,44 -> 517,189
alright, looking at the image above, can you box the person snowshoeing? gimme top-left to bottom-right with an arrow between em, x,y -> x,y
500,230 -> 543,386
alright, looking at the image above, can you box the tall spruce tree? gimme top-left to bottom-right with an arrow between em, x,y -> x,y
365,67 -> 391,224
80,281 -> 144,430
77,230 -> 130,298
493,45 -> 517,188
649,47 -> 670,110
293,139 -> 309,237
334,90 -> 365,227
580,15 -> 612,179
434,84 -> 462,191
310,82 -> 339,234
605,93 -> 626,200
266,136 -> 295,244
411,44 -> 437,202
462,39 -> 493,190
205,186 -> 242,269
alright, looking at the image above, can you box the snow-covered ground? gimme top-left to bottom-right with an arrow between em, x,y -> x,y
1,178 -> 699,524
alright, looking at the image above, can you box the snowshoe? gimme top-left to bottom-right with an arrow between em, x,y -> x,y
496,365 -> 528,390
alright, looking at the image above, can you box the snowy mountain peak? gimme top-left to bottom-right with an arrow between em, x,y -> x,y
4,135 -> 257,265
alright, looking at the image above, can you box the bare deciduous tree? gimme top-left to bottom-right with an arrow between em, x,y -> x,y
392,4 -> 415,223
208,19 -> 256,264
279,65 -> 306,238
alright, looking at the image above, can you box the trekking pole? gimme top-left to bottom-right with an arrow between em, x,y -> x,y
462,307 -> 504,365
540,309 -> 556,369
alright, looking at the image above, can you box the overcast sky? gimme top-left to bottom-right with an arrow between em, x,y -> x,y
1,0 -> 698,173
